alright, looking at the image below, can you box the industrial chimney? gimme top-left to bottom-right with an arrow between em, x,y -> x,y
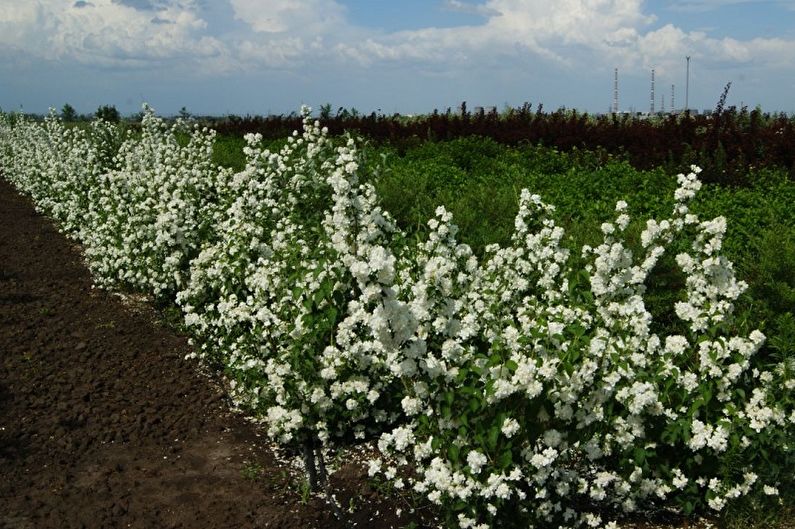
650,69 -> 655,114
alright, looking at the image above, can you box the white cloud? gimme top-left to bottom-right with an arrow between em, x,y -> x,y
330,0 -> 656,69
1,0 -> 794,102
229,0 -> 346,34
0,0 -> 228,69
325,0 -> 795,81
0,4 -> 47,51
209,0 -> 795,114
667,0 -> 795,13
225,0 -> 361,68
630,23 -> 795,78
237,35 -> 324,67
668,0 -> 752,12
442,0 -> 500,17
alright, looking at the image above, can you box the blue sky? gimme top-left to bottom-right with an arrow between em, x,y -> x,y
1,0 -> 794,116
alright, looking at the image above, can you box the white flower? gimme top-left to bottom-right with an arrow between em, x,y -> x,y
708,495 -> 726,511
543,429 -> 562,448
763,485 -> 779,496
672,468 -> 688,489
501,417 -> 520,438
467,450 -> 488,474
367,459 -> 382,476
401,395 -> 422,415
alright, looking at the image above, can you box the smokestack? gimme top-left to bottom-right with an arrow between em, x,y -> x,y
671,84 -> 675,112
650,69 -> 655,114
685,56 -> 691,112
613,68 -> 619,114
661,92 -> 665,113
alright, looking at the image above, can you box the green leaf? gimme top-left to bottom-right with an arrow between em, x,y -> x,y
445,391 -> 454,406
569,324 -> 586,337
690,397 -> 704,414
448,444 -> 460,463
419,414 -> 430,430
486,426 -> 500,451
460,385 -> 475,396
452,501 -> 468,512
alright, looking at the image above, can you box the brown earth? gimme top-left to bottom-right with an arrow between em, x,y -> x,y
0,178 -> 416,529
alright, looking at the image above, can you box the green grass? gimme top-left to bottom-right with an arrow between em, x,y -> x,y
212,134 -> 248,172
211,134 -> 288,172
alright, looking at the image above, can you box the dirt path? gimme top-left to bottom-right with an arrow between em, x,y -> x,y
0,179 -> 408,529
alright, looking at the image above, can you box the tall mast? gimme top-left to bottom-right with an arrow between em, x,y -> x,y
685,56 -> 691,111
650,69 -> 655,114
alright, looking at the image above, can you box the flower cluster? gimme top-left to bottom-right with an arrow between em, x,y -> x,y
0,110 -> 122,235
0,107 -> 230,298
372,167 -> 793,527
177,109 -> 409,446
1,107 -> 792,529
85,107 -> 233,298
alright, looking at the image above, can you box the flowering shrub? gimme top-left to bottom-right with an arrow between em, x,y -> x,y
1,108 -> 792,528
372,168 -> 794,528
80,107 -> 233,298
177,110 -> 410,451
0,108 -> 227,298
0,111 -> 121,234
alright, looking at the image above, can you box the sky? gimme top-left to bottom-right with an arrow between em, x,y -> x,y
1,0 -> 794,116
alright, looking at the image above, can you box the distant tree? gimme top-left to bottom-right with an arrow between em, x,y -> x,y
61,103 -> 77,122
95,104 -> 120,123
178,106 -> 192,119
334,106 -> 360,119
319,103 -> 332,121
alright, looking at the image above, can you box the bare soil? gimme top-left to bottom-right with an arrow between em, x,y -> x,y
0,178 -> 413,529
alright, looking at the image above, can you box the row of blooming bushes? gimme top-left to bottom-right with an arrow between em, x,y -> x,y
0,108 -> 792,529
